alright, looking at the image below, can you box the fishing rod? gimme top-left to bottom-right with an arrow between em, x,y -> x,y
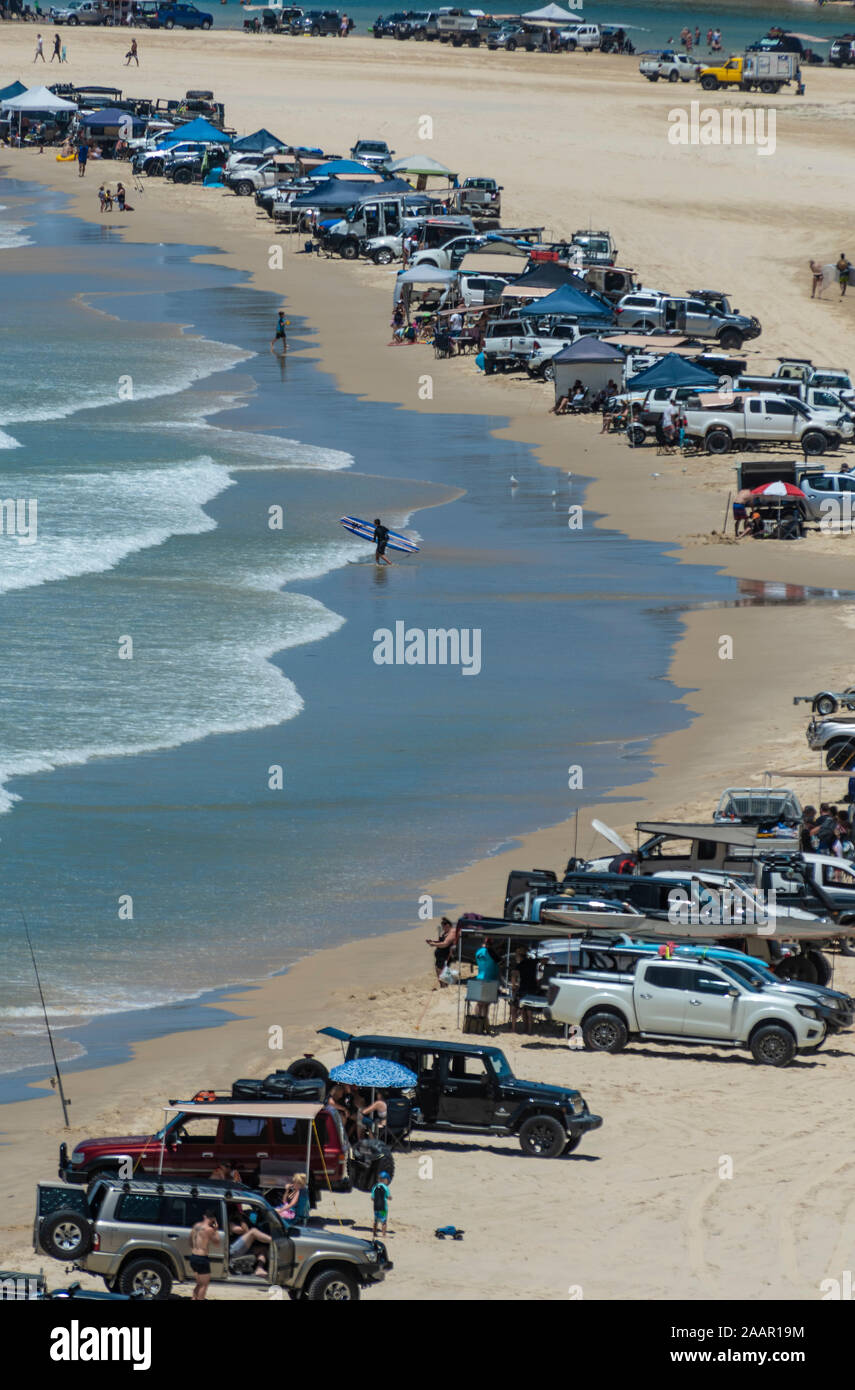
20,911 -> 70,1128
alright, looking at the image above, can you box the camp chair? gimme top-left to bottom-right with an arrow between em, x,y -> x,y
381,1096 -> 413,1151
433,329 -> 454,360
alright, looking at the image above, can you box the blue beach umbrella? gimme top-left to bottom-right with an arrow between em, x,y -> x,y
329,1058 -> 417,1090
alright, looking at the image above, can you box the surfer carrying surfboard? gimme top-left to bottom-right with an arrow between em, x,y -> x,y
373,519 -> 392,565
271,312 -> 288,355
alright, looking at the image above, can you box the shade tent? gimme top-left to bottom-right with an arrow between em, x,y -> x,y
232,127 -> 287,153
522,4 -> 577,18
626,352 -> 719,390
518,284 -> 613,320
386,154 -> 456,179
1,85 -> 77,111
553,336 -> 625,402
0,81 -> 27,104
80,107 -> 146,134
291,176 -> 411,209
393,266 -> 457,308
159,116 -> 231,145
309,159 -> 383,179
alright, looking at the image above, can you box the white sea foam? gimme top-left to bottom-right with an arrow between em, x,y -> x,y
0,428 -> 21,449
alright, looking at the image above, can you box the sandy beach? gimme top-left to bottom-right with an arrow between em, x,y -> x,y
2,26 -> 855,1302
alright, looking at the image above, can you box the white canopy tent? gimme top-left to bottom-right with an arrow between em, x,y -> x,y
1,85 -> 78,112
522,4 -> 579,20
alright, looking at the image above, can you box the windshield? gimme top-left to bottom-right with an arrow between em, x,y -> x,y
719,963 -> 761,990
486,1050 -> 512,1079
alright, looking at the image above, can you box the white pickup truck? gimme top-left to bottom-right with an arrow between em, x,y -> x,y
546,955 -> 826,1064
639,51 -> 701,82
681,391 -> 845,455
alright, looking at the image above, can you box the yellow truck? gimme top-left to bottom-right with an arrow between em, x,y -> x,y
699,52 -> 796,93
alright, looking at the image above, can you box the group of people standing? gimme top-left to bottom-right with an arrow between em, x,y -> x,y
800,800 -> 855,857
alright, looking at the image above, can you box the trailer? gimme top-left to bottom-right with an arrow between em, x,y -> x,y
794,688 -> 855,717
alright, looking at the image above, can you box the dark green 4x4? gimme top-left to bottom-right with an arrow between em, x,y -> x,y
318,1029 -> 602,1158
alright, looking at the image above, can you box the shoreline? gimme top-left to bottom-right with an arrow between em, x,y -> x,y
3,40 -> 855,1297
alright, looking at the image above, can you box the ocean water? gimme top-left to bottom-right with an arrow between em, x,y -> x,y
211,0 -> 846,55
0,179 -> 742,1099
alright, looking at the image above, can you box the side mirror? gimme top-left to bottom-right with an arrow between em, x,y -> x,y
727,987 -> 739,998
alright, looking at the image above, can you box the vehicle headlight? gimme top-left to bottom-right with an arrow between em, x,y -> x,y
796,1005 -> 818,1020
70,1149 -> 85,1164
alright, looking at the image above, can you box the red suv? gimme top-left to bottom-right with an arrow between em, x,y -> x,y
58,1098 -> 350,1199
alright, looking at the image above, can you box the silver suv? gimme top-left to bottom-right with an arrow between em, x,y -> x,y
33,1176 -> 391,1301
616,290 -> 760,349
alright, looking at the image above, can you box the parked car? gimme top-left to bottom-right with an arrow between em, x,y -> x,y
458,271 -> 515,308
639,51 -> 701,82
50,1 -> 112,24
776,359 -> 855,406
699,52 -> 796,93
571,228 -> 617,264
453,176 -> 502,218
807,714 -> 855,770
57,1095 -> 356,1197
152,2 -> 213,29
829,35 -> 855,66
33,1176 -> 391,1301
545,955 -> 827,1064
615,290 -> 760,348
317,1029 -> 603,1158
350,138 -> 394,168
295,8 -> 347,34
372,10 -> 412,37
799,471 -> 855,521
557,23 -> 601,52
487,22 -> 545,52
681,391 -> 844,455
482,317 -> 583,374
747,31 -> 823,64
410,232 -> 489,270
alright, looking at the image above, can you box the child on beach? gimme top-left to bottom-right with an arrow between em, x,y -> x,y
371,1170 -> 391,1238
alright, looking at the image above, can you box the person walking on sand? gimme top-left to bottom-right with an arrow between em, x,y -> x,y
34,33 -> 45,62
373,517 -> 391,565
371,1170 -> 391,1239
837,253 -> 851,298
51,32 -> 61,61
77,140 -> 89,177
810,260 -> 826,299
61,42 -> 68,63
125,37 -> 139,66
189,1210 -> 221,1300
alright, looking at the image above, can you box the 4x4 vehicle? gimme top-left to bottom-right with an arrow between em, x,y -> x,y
57,1097 -> 352,1196
807,714 -> 855,770
487,22 -> 545,52
830,35 -> 855,66
350,138 -> 394,168
681,391 -> 844,455
558,23 -> 601,51
153,3 -> 213,28
317,1029 -> 602,1158
616,290 -> 760,348
482,317 -> 583,374
546,955 -> 827,1064
295,9 -> 347,34
452,176 -> 502,217
51,1 -> 113,24
34,1176 -> 391,1301
410,232 -> 489,270
639,50 -> 700,82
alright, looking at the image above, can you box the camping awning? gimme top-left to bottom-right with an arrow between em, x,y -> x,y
0,81 -> 27,104
395,268 -> 457,286
232,127 -> 287,152
459,252 -> 525,276
522,3 -> 577,19
636,822 -> 762,847
386,154 -> 456,179
626,352 -> 719,390
1,85 -> 77,112
80,107 -> 145,131
164,1101 -> 323,1120
603,334 -> 691,350
310,159 -> 383,179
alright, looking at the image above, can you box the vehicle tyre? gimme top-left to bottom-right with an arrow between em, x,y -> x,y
541,361 -> 555,382
636,319 -> 655,332
173,167 -> 192,184
518,1114 -> 566,1158
807,949 -> 831,987
506,38 -> 516,50
373,247 -> 394,265
201,17 -> 212,28
118,1257 -> 173,1300
236,180 -> 254,197
801,430 -> 827,456
814,693 -> 839,716
286,1056 -> 329,1081
749,1024 -> 796,1067
759,79 -> 775,93
626,423 -> 646,447
668,69 -> 679,82
700,74 -> 718,90
647,74 -> 658,82
69,14 -> 79,23
826,739 -> 855,771
339,240 -> 359,261
776,953 -> 818,985
452,37 -> 462,47
839,938 -> 855,957
311,25 -> 320,35
306,1268 -> 359,1301
469,35 -> 480,47
147,160 -> 163,177
415,29 -> 426,41
582,1011 -> 628,1053
704,428 -> 732,455
164,18 -> 174,28
717,329 -> 743,350
41,1210 -> 93,1261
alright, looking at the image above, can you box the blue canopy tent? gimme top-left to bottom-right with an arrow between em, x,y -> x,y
626,352 -> 719,390
232,127 -> 287,153
518,284 -> 614,321
80,107 -> 146,136
291,175 -> 411,210
309,158 -> 383,179
0,81 -> 27,104
159,116 -> 231,146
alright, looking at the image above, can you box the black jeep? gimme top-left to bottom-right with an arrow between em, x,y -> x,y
316,1029 -> 602,1158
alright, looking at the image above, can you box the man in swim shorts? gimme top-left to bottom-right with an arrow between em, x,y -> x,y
271,311 -> 288,353
189,1210 -> 221,1300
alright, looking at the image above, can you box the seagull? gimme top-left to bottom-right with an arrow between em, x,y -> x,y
551,490 -> 558,496
510,476 -> 519,487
